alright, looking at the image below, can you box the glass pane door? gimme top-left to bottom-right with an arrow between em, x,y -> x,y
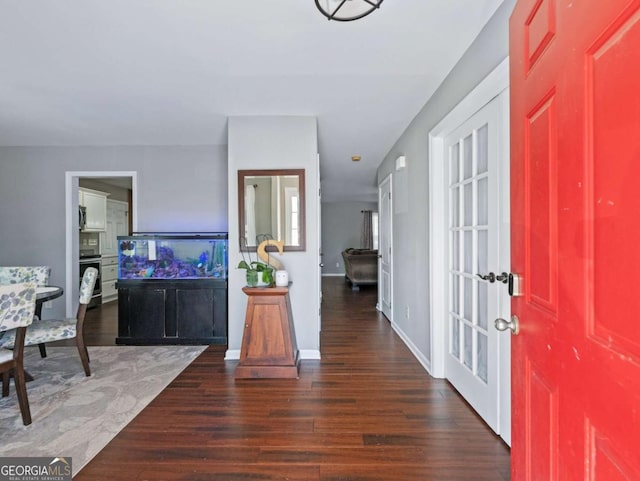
443,94 -> 504,433
449,125 -> 490,382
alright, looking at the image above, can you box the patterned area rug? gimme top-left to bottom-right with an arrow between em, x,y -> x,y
0,345 -> 206,475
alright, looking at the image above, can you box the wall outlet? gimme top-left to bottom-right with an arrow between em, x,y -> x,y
405,306 -> 410,319
336,262 -> 339,268
44,301 -> 53,309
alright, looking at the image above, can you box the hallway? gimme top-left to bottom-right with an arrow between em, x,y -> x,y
74,277 -> 510,480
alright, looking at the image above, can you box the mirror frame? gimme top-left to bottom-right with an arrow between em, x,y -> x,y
238,169 -> 306,252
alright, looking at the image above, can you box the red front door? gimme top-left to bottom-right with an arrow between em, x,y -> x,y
510,0 -> 640,479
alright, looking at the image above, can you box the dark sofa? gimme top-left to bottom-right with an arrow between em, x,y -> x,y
341,248 -> 378,290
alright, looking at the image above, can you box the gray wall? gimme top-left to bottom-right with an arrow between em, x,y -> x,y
227,116 -> 320,358
0,145 -> 228,319
321,201 -> 378,275
375,0 -> 515,368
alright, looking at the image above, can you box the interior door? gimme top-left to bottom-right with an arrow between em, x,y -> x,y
102,199 -> 129,256
510,0 -> 640,478
378,174 -> 392,321
445,93 -> 509,435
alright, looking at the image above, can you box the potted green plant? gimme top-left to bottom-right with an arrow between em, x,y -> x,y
238,237 -> 275,287
237,260 -> 274,287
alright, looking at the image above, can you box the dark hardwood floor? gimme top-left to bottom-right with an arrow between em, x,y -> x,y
84,299 -> 119,346
74,277 -> 510,481
52,298 -> 119,347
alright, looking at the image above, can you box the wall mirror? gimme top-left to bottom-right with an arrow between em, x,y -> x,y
238,169 -> 306,251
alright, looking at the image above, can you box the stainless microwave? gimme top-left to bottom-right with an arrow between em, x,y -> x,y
79,205 -> 87,230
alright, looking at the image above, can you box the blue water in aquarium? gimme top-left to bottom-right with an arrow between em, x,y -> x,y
118,238 -> 227,279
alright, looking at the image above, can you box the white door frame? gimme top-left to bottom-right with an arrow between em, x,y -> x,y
428,57 -> 509,378
317,152 -> 322,331
65,171 -> 138,317
428,57 -> 510,443
377,173 -> 393,322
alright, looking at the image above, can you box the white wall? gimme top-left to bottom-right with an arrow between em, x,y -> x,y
375,0 -> 516,371
227,116 -> 320,359
0,145 -> 228,319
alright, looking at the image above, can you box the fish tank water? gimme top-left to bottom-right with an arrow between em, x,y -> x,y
117,233 -> 228,280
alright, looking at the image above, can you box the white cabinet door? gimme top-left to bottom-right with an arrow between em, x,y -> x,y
101,255 -> 119,302
79,188 -> 107,232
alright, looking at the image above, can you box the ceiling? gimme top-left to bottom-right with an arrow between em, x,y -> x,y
0,0 -> 505,202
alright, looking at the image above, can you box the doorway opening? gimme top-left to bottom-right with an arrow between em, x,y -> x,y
64,171 -> 138,319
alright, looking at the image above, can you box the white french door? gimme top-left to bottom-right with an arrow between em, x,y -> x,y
444,91 -> 510,436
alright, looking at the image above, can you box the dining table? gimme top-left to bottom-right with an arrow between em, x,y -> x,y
35,285 -> 64,319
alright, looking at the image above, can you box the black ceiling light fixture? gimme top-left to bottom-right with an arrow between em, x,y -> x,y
315,0 -> 384,22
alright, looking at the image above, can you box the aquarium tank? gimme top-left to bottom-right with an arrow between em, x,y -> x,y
117,233 -> 228,280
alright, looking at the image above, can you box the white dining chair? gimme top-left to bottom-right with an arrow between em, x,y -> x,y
0,282 -> 37,425
1,268 -> 98,377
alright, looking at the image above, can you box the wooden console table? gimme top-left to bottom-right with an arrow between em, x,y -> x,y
235,286 -> 299,379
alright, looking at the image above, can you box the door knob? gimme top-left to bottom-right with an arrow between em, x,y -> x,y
494,315 -> 519,335
477,272 -> 496,283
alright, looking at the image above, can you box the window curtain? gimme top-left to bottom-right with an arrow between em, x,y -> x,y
360,210 -> 373,249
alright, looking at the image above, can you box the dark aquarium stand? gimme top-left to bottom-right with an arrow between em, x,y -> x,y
115,233 -> 228,345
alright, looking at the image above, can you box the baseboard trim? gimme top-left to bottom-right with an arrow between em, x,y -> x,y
299,349 -> 321,360
391,322 -> 437,377
322,273 -> 345,277
224,349 -> 240,360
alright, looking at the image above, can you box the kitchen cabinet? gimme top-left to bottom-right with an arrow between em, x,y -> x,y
79,188 -> 108,232
101,256 -> 118,303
